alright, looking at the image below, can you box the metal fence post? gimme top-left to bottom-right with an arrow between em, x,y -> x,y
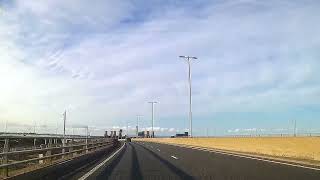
2,138 -> 9,177
69,138 -> 73,158
33,138 -> 36,149
45,139 -> 52,164
62,138 -> 66,159
85,137 -> 88,153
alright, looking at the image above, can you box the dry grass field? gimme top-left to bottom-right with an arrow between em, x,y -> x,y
136,137 -> 320,165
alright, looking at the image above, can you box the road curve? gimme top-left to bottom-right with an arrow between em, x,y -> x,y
85,141 -> 320,180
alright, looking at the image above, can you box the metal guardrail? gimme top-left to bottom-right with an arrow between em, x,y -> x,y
0,140 -> 108,156
0,137 -> 117,178
0,141 -> 113,168
0,133 -> 102,139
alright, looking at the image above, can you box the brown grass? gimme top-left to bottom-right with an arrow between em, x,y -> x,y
136,137 -> 320,165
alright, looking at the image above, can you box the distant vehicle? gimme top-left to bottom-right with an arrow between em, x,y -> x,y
174,132 -> 188,138
126,137 -> 131,142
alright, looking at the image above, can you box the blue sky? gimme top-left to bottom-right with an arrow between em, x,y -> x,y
0,0 -> 320,136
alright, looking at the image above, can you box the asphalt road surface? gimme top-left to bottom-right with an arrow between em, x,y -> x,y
85,141 -> 320,180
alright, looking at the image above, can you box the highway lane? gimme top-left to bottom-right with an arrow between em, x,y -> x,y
11,142 -> 121,180
86,142 -> 186,180
85,141 -> 320,180
136,142 -> 320,180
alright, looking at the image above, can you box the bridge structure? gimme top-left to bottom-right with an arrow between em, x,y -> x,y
0,133 -> 119,178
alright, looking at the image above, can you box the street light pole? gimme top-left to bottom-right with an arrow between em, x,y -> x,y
148,102 -> 157,138
126,121 -> 129,136
63,110 -> 66,146
85,126 -> 89,153
179,55 -> 197,137
294,119 -> 297,137
62,110 -> 67,158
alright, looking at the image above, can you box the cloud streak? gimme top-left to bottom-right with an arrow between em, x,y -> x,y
0,0 -> 320,135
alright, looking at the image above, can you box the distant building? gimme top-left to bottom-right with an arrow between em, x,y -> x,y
137,130 -> 154,138
119,129 -> 123,139
110,131 -> 117,138
138,131 -> 145,137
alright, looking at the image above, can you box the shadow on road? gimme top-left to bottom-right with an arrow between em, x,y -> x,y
136,143 -> 194,180
129,143 -> 143,179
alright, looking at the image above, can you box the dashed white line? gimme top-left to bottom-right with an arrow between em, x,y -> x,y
172,144 -> 320,171
171,155 -> 178,160
206,149 -> 320,171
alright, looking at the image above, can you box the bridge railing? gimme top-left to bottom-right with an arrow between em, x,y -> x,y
0,136 -> 118,178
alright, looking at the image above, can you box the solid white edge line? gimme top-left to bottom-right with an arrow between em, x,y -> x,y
171,144 -> 320,171
78,142 -> 126,180
171,155 -> 178,160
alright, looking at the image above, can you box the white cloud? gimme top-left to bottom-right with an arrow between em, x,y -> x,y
0,0 -> 320,135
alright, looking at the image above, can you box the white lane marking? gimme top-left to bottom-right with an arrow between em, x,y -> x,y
171,144 -> 320,171
171,155 -> 178,160
150,146 -> 153,148
157,149 -> 161,152
79,143 -> 126,180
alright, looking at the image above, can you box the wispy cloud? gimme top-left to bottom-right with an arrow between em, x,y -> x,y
0,0 -> 320,135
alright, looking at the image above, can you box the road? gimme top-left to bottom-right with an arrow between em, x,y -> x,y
84,141 -> 320,180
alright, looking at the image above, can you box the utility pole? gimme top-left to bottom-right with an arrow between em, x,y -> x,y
62,110 -> 67,158
63,110 -> 66,145
33,120 -> 36,134
148,102 -> 157,138
179,55 -> 197,137
126,121 -> 129,137
55,118 -> 59,135
4,119 -> 8,133
294,119 -> 297,137
85,126 -> 89,153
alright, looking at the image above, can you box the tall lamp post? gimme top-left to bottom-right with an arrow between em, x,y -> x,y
179,56 -> 197,137
63,110 -> 67,146
294,119 -> 297,137
148,101 -> 157,138
62,110 -> 67,158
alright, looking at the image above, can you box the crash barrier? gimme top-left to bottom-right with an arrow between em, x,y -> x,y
0,136 -> 118,178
